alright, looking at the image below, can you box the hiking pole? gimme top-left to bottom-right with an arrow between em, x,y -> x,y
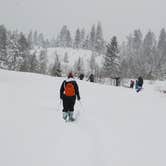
57,100 -> 62,112
74,100 -> 83,120
78,100 -> 85,112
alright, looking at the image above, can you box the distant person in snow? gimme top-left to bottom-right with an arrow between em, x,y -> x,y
135,76 -> 143,92
130,80 -> 135,88
78,73 -> 84,80
115,77 -> 120,86
87,74 -> 95,82
60,72 -> 80,121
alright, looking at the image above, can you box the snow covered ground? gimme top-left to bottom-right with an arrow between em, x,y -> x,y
0,70 -> 166,166
40,47 -> 103,74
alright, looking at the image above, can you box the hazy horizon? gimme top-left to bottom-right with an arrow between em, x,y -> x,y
0,0 -> 166,42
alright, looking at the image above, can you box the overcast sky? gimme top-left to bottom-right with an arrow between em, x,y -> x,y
0,0 -> 166,42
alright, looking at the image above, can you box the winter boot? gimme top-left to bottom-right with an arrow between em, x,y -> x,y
68,111 -> 75,121
63,112 -> 68,121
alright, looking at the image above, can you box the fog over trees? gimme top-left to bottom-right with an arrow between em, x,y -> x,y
0,23 -> 166,80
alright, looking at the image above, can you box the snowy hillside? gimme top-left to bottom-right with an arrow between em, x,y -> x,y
0,70 -> 166,166
36,47 -> 104,74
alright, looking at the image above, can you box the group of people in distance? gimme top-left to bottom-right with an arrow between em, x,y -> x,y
130,76 -> 144,92
78,73 -> 95,82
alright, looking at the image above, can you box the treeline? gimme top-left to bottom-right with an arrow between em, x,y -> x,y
0,22 -> 105,76
51,22 -> 105,53
0,23 -> 166,80
24,22 -> 105,53
120,29 -> 166,79
0,25 -> 48,74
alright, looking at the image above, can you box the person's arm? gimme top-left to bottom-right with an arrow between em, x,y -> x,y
74,81 -> 80,100
60,81 -> 65,99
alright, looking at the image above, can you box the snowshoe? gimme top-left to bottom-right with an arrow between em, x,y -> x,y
69,117 -> 75,122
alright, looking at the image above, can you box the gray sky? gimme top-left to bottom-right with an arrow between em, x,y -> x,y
0,0 -> 166,42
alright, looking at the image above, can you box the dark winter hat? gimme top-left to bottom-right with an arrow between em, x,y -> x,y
68,72 -> 73,78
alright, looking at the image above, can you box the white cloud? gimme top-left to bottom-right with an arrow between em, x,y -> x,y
0,0 -> 165,42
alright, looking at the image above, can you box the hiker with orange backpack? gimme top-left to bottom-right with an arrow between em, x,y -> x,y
60,72 -> 80,121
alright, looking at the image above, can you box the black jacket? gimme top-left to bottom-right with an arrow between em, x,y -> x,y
88,74 -> 94,82
60,78 -> 80,100
138,76 -> 143,86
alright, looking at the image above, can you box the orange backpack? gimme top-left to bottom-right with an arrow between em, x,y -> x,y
64,82 -> 75,96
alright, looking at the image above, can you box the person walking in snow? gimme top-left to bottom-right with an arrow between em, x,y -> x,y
78,73 -> 84,80
130,80 -> 135,88
87,74 -> 95,82
135,76 -> 143,92
60,72 -> 80,121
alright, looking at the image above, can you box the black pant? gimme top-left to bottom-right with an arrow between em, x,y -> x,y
62,96 -> 76,112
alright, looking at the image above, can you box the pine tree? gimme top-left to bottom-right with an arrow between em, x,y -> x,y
18,33 -> 29,53
38,49 -> 48,74
103,36 -> 120,78
142,31 -> 157,78
80,28 -> 85,48
59,25 -> 68,47
74,57 -> 84,75
143,31 -> 156,56
6,32 -> 23,70
33,30 -> 38,46
133,29 -> 143,54
51,53 -> 62,76
158,28 -> 166,50
29,52 -> 40,73
82,35 -> 90,49
90,25 -> 96,51
66,30 -> 72,47
74,28 -> 81,49
18,33 -> 31,72
89,52 -> 96,73
58,25 -> 72,48
156,28 -> 166,78
120,30 -> 143,78
0,25 -> 7,68
95,22 -> 104,53
27,31 -> 33,49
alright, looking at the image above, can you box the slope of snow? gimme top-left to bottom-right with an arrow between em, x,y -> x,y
46,47 -> 104,74
0,70 -> 166,166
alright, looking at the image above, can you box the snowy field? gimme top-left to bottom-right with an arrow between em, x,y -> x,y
35,47 -> 104,74
0,70 -> 166,166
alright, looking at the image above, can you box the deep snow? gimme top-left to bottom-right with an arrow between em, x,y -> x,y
0,70 -> 166,166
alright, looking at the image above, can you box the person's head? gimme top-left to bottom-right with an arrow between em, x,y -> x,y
138,76 -> 143,78
68,72 -> 74,78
